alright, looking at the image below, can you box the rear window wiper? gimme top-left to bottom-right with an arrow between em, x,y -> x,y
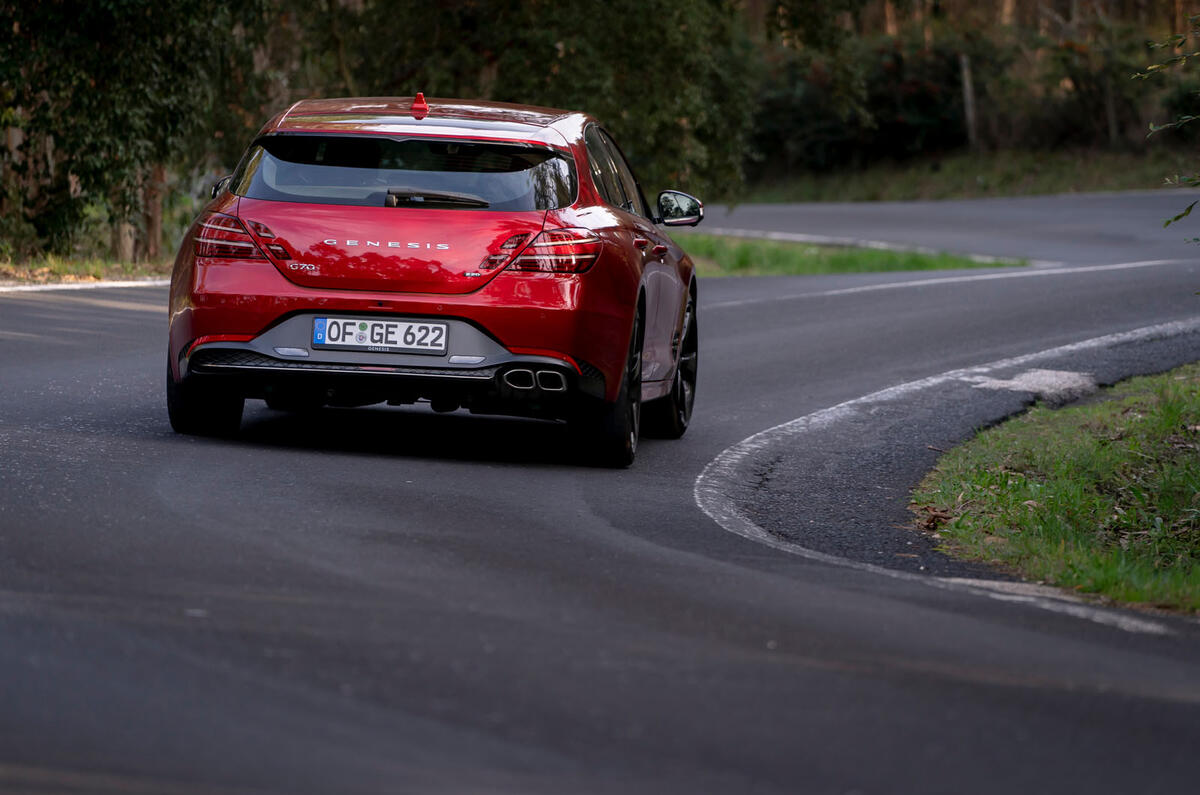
386,188 -> 490,209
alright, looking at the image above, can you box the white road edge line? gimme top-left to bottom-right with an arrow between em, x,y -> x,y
705,257 -> 1194,310
695,318 -> 1200,636
0,278 -> 170,294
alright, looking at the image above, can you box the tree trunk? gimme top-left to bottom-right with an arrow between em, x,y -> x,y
884,0 -> 898,35
477,59 -> 499,100
1001,0 -> 1017,26
141,164 -> 166,262
1103,73 -> 1120,148
3,127 -> 22,218
111,221 -> 136,263
327,0 -> 357,96
960,53 -> 979,152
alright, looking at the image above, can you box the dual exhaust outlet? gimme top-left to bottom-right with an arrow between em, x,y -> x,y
502,368 -> 567,393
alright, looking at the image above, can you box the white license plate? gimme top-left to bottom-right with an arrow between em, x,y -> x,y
312,317 -> 447,355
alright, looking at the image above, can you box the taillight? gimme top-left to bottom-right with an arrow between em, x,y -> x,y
245,219 -> 291,259
193,213 -> 266,259
479,233 -> 530,271
507,228 -> 601,273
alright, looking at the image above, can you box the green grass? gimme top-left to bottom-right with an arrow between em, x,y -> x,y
911,364 -> 1200,613
677,234 -> 1023,277
739,147 -> 1197,203
0,255 -> 171,285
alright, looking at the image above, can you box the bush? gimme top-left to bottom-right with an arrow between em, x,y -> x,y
747,14 -> 1162,183
748,30 -> 1015,178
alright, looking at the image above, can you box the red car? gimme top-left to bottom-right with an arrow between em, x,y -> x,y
167,95 -> 702,466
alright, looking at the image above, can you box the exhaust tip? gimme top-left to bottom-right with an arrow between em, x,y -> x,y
536,370 -> 567,392
503,368 -> 535,390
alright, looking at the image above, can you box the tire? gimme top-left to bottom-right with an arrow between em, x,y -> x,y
643,291 -> 697,439
166,363 -> 244,437
573,310 -> 642,468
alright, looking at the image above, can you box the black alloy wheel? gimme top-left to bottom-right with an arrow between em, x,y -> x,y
575,309 -> 642,467
644,291 -> 697,439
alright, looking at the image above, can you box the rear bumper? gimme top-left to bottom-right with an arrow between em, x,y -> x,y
183,341 -> 605,418
169,256 -> 633,401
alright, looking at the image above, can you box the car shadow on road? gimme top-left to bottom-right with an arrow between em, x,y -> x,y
232,401 -> 592,467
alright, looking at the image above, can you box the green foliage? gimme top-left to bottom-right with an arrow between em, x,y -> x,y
912,364 -> 1200,612
5,1 -> 1186,261
742,147 -> 1195,203
282,0 -> 756,198
1137,15 -> 1200,231
1,0 -> 768,258
750,29 -> 1013,176
1036,9 -> 1150,147
765,0 -> 872,120
749,7 -> 1166,183
0,1 -> 268,253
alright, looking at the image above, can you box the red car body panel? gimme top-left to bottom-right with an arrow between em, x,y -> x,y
169,97 -> 694,410
237,198 -> 548,294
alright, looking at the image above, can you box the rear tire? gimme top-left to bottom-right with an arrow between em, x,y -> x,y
572,311 -> 642,468
644,292 -> 697,439
166,363 -> 244,437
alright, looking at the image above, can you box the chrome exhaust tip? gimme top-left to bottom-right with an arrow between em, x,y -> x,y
536,370 -> 567,392
502,369 -> 535,390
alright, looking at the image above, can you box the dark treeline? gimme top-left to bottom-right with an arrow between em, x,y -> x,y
0,0 -> 1192,261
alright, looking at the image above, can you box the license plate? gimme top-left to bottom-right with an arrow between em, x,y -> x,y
312,317 -> 447,355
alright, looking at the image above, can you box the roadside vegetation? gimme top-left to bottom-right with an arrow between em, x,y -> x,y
740,147 -> 1194,204
4,3 -> 1198,269
680,234 -> 1021,277
911,364 -> 1200,613
0,235 -> 1011,286
0,256 -> 170,285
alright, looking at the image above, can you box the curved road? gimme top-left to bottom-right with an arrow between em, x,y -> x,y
1,191 -> 1199,794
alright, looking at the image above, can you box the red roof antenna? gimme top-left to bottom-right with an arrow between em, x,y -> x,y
410,92 -> 429,120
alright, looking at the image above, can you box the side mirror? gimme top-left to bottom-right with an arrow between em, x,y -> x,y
657,190 -> 703,227
210,175 -> 233,199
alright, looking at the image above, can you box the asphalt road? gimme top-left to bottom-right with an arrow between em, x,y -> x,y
2,191 -> 1199,794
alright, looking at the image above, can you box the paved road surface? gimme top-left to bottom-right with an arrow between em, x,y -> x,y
1,192 -> 1198,794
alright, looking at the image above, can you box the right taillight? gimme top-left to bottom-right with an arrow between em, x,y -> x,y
507,228 -> 601,273
193,212 -> 266,259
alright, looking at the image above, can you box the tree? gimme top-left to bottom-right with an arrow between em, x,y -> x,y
0,0 -> 267,256
281,0 -> 758,199
1136,14 -> 1200,235
0,0 -> 883,260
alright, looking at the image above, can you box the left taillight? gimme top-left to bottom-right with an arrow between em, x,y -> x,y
507,228 -> 601,273
193,212 -> 266,259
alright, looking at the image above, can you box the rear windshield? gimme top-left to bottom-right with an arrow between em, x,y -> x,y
230,135 -> 576,210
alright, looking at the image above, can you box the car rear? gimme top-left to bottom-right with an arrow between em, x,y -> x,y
168,111 -> 626,433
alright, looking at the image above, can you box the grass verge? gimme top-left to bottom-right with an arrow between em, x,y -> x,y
1,237 -> 1020,285
0,255 -> 171,285
911,363 -> 1200,613
739,147 -> 1196,203
678,234 -> 1023,277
